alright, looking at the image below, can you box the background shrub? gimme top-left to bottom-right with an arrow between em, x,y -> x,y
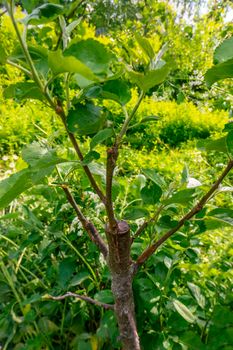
127,99 -> 228,149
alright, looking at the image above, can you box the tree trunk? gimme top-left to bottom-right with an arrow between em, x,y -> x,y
106,221 -> 140,350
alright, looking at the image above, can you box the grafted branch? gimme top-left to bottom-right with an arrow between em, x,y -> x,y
116,91 -> 144,145
135,159 -> 233,269
106,145 -> 118,230
45,292 -> 114,310
62,185 -> 108,258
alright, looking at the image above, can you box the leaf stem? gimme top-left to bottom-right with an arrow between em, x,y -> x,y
6,59 -> 32,77
117,91 -> 144,145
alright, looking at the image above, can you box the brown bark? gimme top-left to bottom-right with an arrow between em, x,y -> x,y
106,221 -> 140,350
106,145 -> 119,230
46,292 -> 114,310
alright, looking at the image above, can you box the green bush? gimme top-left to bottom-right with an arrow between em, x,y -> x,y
0,99 -> 63,155
126,97 -> 228,149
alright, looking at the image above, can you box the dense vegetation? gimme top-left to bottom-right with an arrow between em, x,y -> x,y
0,1 -> 233,349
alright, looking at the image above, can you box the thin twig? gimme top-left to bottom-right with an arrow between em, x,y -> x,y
135,159 -> 233,269
0,9 -> 7,17
61,185 -> 108,258
45,292 -> 114,310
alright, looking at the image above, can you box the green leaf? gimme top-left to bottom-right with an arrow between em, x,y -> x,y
0,317 -> 11,339
85,80 -> 131,105
38,317 -> 59,334
140,116 -> 160,123
211,305 -> 233,328
142,168 -> 166,187
0,146 -> 65,209
101,80 -> 131,105
58,258 -> 76,288
187,282 -> 205,309
97,311 -> 119,344
23,3 -> 64,25
70,271 -> 90,287
0,44 -> 7,64
226,130 -> 233,158
64,39 -> 114,76
0,168 -> 50,210
141,182 -> 162,205
180,331 -> 205,350
127,64 -> 169,92
173,300 -> 196,323
94,290 -> 114,304
10,44 -> 48,62
67,102 -> 105,135
65,18 -> 82,36
85,85 -> 102,99
135,34 -> 154,60
197,137 -> 227,153
165,189 -> 196,205
73,74 -> 96,89
214,37 -> 233,64
181,164 -> 189,184
205,59 -> 233,86
128,115 -> 160,130
22,142 -> 65,168
203,218 -> 229,230
0,212 -> 20,220
22,142 -> 49,165
124,207 -> 149,220
82,151 -> 100,165
207,208 -> 233,226
10,44 -> 49,76
224,122 -> 233,132
21,0 -> 40,13
3,82 -> 44,101
157,215 -> 178,230
90,128 -> 114,150
48,50 -> 97,80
